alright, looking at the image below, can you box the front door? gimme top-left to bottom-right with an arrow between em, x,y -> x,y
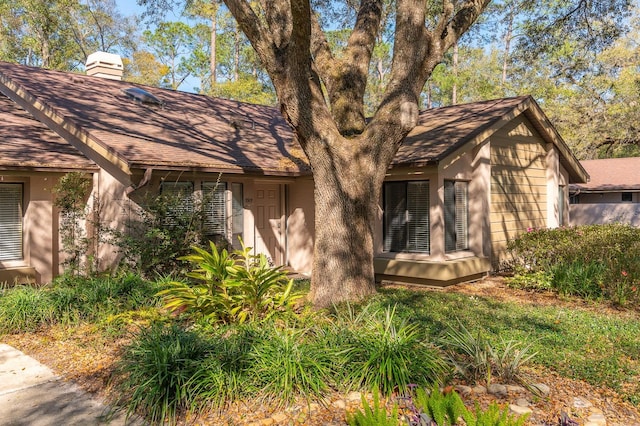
253,184 -> 283,265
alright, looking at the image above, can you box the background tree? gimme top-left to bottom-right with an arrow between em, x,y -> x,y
69,0 -> 138,62
0,0 -> 81,69
142,21 -> 202,89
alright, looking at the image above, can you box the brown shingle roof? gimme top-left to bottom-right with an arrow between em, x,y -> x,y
0,93 -> 96,171
398,96 -> 531,165
0,62 -> 307,176
0,62 -> 586,183
571,157 -> 640,192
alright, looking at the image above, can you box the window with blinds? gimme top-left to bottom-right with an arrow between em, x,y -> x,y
444,180 -> 469,252
231,183 -> 244,248
160,181 -> 194,227
0,183 -> 23,261
383,181 -> 430,253
202,182 -> 227,238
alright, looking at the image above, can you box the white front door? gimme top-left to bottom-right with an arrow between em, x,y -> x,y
253,184 -> 284,265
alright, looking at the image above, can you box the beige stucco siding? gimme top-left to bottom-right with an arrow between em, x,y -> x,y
287,177 -> 315,275
490,116 -> 548,268
0,173 -> 60,284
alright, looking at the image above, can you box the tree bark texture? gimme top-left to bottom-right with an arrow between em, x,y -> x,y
223,0 -> 490,308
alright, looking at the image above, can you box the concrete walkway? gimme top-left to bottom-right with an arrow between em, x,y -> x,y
0,344 -> 142,425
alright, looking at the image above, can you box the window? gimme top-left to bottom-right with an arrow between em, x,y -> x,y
202,181 -> 227,240
558,186 -> 565,226
383,181 -> 430,253
231,183 -> 244,248
622,192 -> 632,203
444,180 -> 468,252
0,184 -> 23,261
160,181 -> 194,226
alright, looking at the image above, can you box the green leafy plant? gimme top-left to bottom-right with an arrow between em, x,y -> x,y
158,240 -> 302,324
0,285 -> 55,333
52,172 -> 97,275
471,401 -> 529,426
108,184 -> 225,278
347,389 -> 401,426
505,270 -> 554,291
406,385 -> 473,425
441,321 -> 537,385
507,224 -> 640,307
551,260 -> 606,299
489,338 -> 537,384
0,274 -> 159,333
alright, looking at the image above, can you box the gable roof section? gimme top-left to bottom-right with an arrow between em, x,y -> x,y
0,93 -> 96,172
570,157 -> 640,192
400,96 -> 589,183
0,62 -> 308,178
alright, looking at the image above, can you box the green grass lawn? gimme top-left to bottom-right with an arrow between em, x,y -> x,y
371,287 -> 640,404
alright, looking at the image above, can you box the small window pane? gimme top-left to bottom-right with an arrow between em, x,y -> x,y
622,192 -> 632,202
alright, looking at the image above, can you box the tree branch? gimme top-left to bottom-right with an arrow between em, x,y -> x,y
223,0 -> 274,73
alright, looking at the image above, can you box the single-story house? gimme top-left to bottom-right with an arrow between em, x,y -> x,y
569,157 -> 640,226
0,58 -> 588,286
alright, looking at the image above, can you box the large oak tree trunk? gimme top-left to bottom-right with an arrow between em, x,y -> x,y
308,140 -> 383,307
223,0 -> 490,307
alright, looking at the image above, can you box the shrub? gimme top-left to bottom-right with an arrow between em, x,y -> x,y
507,224 -> 640,306
158,241 -> 302,324
107,186 -> 226,278
52,172 -> 96,275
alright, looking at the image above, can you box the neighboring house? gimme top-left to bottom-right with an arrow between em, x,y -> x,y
0,59 -> 588,286
569,157 -> 640,227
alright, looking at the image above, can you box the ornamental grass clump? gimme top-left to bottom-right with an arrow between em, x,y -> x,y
247,323 -> 336,405
341,304 -> 449,396
0,285 -> 55,333
114,324 -> 212,425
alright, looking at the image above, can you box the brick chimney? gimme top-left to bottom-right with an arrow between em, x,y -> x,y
85,52 -> 123,80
